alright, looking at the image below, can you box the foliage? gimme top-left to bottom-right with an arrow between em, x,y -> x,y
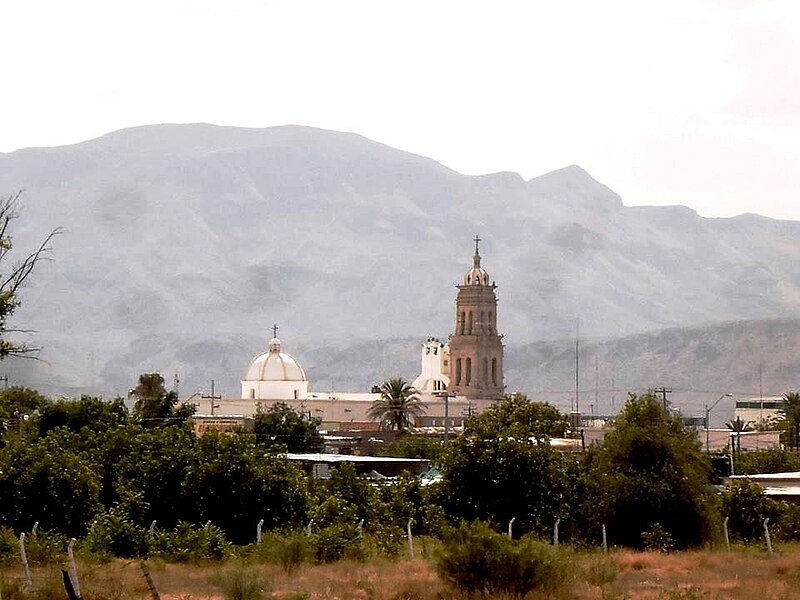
581,392 -> 718,549
212,566 -> 270,600
184,432 -> 310,544
0,433 -> 101,537
38,395 -> 127,437
720,479 -> 780,542
374,435 -> 444,461
435,521 -> 572,597
253,402 -> 323,452
0,386 -> 48,440
277,532 -> 310,574
470,392 -> 571,439
132,372 -> 194,426
83,510 -> 151,558
310,523 -> 363,563
437,394 -> 577,537
640,523 -> 676,552
367,378 -> 424,431
779,392 -> 800,450
0,526 -> 16,563
735,447 -> 800,475
152,522 -> 230,562
0,192 -> 60,359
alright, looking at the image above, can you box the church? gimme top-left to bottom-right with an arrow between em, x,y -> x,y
198,238 -> 505,432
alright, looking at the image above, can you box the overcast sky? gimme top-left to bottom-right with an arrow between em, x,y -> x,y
2,1 -> 799,220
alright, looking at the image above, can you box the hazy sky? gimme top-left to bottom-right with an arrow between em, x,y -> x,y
3,1 -> 799,220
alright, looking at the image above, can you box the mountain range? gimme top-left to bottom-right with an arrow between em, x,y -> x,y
1,124 -> 799,420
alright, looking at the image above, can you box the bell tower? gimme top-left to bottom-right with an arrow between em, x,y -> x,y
448,236 -> 504,400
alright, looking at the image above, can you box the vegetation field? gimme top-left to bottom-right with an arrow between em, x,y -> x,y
3,546 -> 800,600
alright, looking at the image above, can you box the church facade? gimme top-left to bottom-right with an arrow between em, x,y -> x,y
200,239 -> 505,430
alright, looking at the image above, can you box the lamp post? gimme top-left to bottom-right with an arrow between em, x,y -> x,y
705,393 -> 733,453
434,391 -> 454,445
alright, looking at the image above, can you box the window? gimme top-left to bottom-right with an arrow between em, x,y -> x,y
468,311 -> 473,334
456,359 -> 462,385
294,389 -> 298,400
249,388 -> 255,400
482,358 -> 488,384
492,358 -> 497,385
466,358 -> 472,386
459,311 -> 465,334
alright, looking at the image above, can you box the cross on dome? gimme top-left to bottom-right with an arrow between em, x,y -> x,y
272,323 -> 279,338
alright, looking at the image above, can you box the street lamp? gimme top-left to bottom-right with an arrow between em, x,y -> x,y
433,390 -> 455,444
705,393 -> 733,453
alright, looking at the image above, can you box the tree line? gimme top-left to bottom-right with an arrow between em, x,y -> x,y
3,380 -> 800,559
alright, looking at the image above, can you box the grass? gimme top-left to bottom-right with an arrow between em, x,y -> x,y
3,546 -> 800,599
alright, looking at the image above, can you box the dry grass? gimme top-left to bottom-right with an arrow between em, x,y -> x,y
4,546 -> 800,600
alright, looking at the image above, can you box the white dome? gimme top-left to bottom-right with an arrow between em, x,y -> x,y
244,337 -> 307,382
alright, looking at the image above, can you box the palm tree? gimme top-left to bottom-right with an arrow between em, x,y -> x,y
781,392 -> 800,451
725,416 -> 753,455
367,378 -> 425,431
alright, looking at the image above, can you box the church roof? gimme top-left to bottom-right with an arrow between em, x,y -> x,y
243,337 -> 307,382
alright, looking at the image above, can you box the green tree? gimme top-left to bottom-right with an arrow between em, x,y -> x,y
38,395 -> 127,437
581,392 -> 718,549
0,192 -> 60,359
721,479 -> 780,542
253,402 -> 323,452
0,431 -> 101,536
0,386 -> 48,441
780,392 -> 800,451
367,378 -> 424,431
736,447 -> 800,475
184,432 -> 309,543
131,373 -> 194,426
436,395 -> 576,537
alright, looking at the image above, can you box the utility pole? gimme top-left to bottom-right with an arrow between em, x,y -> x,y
202,380 -> 222,417
575,317 -> 580,417
654,387 -> 672,411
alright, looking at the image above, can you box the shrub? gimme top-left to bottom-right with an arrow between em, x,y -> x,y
20,530 -> 68,565
212,566 -> 270,600
311,523 -> 363,563
152,522 -> 229,562
641,523 -> 676,553
83,512 -> 151,558
721,479 -> 780,542
584,557 -> 619,599
435,521 -> 572,598
278,532 -> 310,574
0,527 -> 17,563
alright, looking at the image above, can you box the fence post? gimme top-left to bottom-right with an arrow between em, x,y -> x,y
553,518 -> 560,547
149,520 -> 157,535
407,518 -> 415,559
31,521 -> 39,535
67,538 -> 81,598
763,518 -> 773,554
723,516 -> 730,552
19,532 -> 33,590
357,519 -> 364,538
140,561 -> 161,600
305,519 -> 314,536
507,517 -> 515,539
602,524 -> 608,554
256,519 -> 264,544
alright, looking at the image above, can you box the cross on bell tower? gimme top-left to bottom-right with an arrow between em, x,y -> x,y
272,323 -> 279,338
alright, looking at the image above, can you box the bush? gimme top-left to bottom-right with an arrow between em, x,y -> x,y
20,530 -> 68,565
278,533 -> 310,574
212,566 -> 270,600
721,479 -> 780,542
641,523 -> 676,553
435,521 -> 572,598
152,522 -> 229,562
311,524 -> 363,563
83,512 -> 151,558
0,527 -> 17,563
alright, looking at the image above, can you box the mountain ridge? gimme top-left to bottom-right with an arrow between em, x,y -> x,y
1,123 -> 799,400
